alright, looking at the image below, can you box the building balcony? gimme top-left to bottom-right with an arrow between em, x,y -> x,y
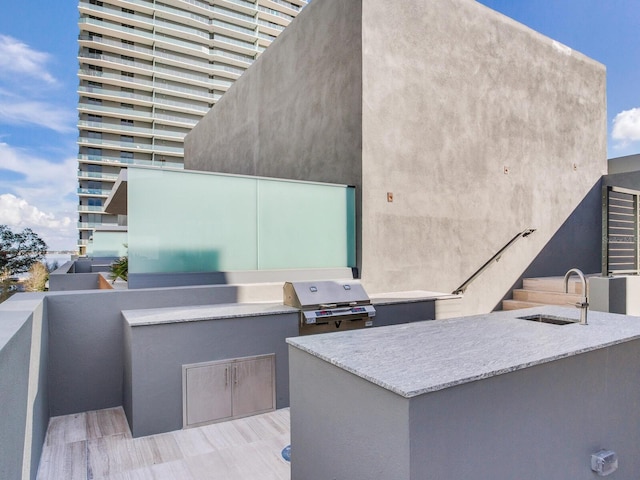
212,33 -> 257,56
78,18 -> 154,44
154,96 -> 211,115
78,205 -> 105,213
210,48 -> 254,68
154,2 -> 211,30
78,187 -> 112,197
153,111 -> 200,128
78,137 -> 156,154
78,69 -> 154,91
79,1 -> 154,30
210,5 -> 257,30
77,170 -> 120,182
78,103 -> 153,121
77,86 -> 154,107
78,222 -> 105,230
78,154 -> 159,168
219,0 -> 258,16
78,120 -> 153,138
264,0 -> 302,13
211,19 -> 257,43
153,48 -> 212,74
154,18 -> 210,45
153,64 -> 212,88
78,34 -> 154,60
153,80 -> 215,102
78,52 -> 154,76
119,0 -> 156,15
257,5 -> 293,24
77,120 -> 187,141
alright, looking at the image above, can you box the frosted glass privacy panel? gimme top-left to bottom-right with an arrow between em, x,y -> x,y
91,230 -> 128,257
256,180 -> 356,269
127,168 -> 258,273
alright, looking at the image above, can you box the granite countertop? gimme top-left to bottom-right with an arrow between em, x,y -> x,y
369,290 -> 459,305
286,306 -> 640,398
123,302 -> 298,326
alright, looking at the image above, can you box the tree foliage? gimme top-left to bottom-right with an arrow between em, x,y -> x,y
0,225 -> 48,275
110,256 -> 128,284
24,261 -> 49,292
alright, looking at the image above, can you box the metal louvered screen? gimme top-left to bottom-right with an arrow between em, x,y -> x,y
603,186 -> 640,275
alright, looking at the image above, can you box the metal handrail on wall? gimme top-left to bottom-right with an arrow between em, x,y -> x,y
452,228 -> 536,295
602,185 -> 640,276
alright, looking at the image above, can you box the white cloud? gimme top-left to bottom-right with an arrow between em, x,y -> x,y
0,35 -> 57,84
0,194 -> 74,251
0,142 -> 77,250
0,100 -> 76,134
612,107 -> 640,149
0,193 -> 71,230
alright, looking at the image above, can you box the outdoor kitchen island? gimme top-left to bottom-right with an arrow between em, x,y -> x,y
287,306 -> 640,480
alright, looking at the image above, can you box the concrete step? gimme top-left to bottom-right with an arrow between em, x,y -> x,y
513,289 -> 581,305
502,299 -> 548,311
522,276 -> 586,294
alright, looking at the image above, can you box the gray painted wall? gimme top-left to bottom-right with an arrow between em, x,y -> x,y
290,340 -> 640,479
45,284 -> 429,420
0,295 -> 49,480
125,313 -> 298,437
289,346 -> 411,480
410,341 -> 640,479
608,153 -> 640,174
185,0 -> 606,316
46,285 -> 241,416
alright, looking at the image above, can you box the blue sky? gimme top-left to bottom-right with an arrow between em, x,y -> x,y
0,0 -> 638,250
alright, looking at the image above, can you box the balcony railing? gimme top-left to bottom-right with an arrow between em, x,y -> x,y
78,103 -> 153,118
212,18 -> 256,36
78,18 -> 154,40
78,188 -> 113,196
78,34 -> 154,55
78,86 -> 153,103
154,97 -> 210,112
258,5 -> 293,21
79,69 -> 154,87
78,137 -> 156,151
77,170 -> 120,181
79,52 -> 154,71
78,205 -> 105,212
211,48 -> 254,64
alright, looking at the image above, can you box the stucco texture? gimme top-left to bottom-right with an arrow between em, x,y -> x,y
185,0 -> 607,314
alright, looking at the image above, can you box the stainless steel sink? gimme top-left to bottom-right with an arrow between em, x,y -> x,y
517,314 -> 577,326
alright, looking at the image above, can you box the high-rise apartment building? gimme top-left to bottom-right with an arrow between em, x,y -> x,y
77,0 -> 307,253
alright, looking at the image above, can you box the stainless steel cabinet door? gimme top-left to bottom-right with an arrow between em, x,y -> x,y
184,362 -> 232,426
232,355 -> 275,418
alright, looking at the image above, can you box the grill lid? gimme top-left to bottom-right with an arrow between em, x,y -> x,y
283,281 -> 370,309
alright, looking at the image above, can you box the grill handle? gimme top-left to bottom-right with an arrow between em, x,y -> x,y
319,303 -> 337,309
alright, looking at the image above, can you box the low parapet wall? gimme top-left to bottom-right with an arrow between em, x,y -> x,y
0,294 -> 48,480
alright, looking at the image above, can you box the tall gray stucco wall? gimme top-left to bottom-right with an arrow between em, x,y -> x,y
185,0 -> 363,187
360,0 -> 606,313
185,0 -> 606,315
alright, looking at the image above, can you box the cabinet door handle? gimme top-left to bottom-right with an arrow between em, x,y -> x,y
234,365 -> 238,385
225,366 -> 229,386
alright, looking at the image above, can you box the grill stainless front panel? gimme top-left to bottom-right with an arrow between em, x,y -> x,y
283,281 -> 376,335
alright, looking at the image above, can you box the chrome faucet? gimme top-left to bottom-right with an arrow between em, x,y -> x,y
563,268 -> 588,325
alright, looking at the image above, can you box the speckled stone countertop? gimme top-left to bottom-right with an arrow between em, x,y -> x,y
123,302 -> 298,327
369,290 -> 459,305
286,306 -> 640,398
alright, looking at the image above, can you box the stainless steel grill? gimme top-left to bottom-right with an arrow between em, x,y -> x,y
283,281 -> 376,335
